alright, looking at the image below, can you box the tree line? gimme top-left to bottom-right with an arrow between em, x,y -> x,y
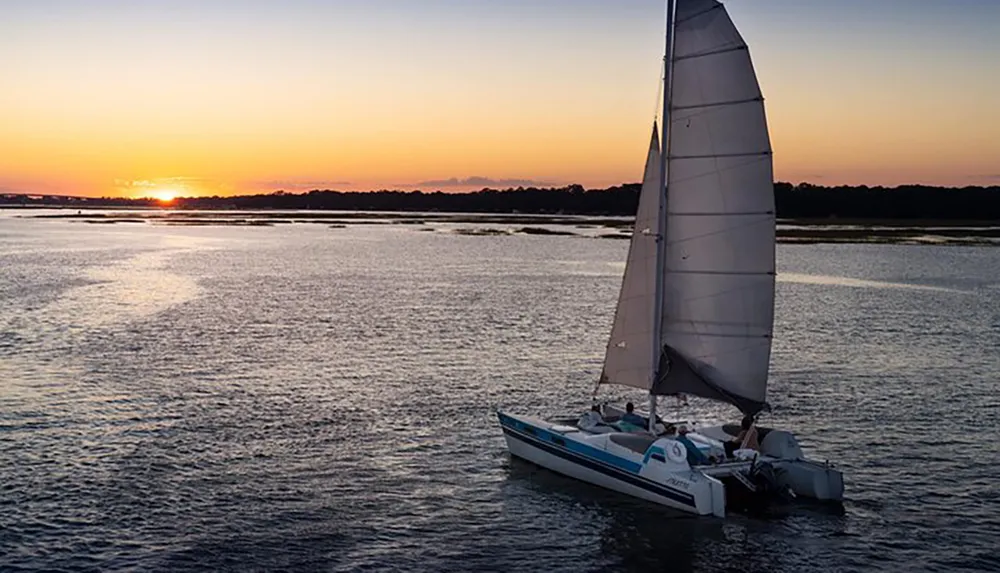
5,182 -> 1000,220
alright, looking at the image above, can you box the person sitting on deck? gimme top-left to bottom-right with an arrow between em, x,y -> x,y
724,415 -> 760,458
676,426 -> 711,466
618,402 -> 646,431
577,404 -> 606,432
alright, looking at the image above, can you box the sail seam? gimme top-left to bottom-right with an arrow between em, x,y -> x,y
667,210 -> 773,216
669,151 -> 771,160
669,156 -> 770,187
667,282 -> 773,306
666,270 -> 776,276
666,217 -> 774,247
673,45 -> 746,63
675,4 -> 723,25
664,330 -> 771,339
672,97 -> 762,111
665,320 -> 772,329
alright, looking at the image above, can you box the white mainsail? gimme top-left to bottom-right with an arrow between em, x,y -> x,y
599,126 -> 662,391
657,0 -> 775,412
600,0 -> 775,414
499,0 -> 845,519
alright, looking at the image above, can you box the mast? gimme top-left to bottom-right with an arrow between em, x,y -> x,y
649,0 -> 675,432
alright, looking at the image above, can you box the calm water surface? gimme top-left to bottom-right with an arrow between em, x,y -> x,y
1,211 -> 998,572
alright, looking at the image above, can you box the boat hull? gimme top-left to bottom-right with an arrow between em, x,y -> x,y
499,411 -> 844,517
499,411 -> 724,517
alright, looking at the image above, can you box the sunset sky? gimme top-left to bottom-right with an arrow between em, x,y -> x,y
1,0 -> 998,198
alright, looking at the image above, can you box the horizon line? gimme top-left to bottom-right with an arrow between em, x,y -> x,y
4,180 -> 1000,202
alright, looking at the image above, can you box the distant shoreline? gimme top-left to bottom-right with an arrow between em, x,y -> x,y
10,209 -> 1000,247
3,181 -> 1000,221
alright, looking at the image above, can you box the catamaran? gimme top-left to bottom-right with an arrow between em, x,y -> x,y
497,0 -> 844,517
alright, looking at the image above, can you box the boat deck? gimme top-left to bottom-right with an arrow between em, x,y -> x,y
608,433 -> 659,454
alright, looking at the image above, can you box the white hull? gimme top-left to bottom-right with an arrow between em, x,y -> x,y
500,411 -> 725,517
499,411 -> 843,518
504,425 -> 722,516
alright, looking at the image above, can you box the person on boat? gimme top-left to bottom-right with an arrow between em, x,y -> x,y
675,426 -> 711,465
619,402 -> 646,430
578,404 -> 607,431
725,415 -> 760,458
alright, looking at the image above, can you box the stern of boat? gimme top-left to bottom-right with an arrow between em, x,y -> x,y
695,424 -> 845,503
757,429 -> 844,502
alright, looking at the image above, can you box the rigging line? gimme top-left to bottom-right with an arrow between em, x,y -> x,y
667,155 -> 769,186
664,215 -> 774,246
674,2 -> 723,25
665,317 -> 773,329
652,60 -> 665,124
669,93 -> 764,124
682,341 -> 773,362
667,268 -> 775,275
672,97 -> 763,112
669,151 -> 771,160
673,44 -> 747,63
668,282 -> 775,305
667,211 -> 774,217
666,314 -> 772,363
665,295 -> 774,351
664,330 -> 770,339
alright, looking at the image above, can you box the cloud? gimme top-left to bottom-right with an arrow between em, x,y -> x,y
115,179 -> 157,189
115,177 -> 210,189
252,179 -> 353,191
415,176 -> 556,188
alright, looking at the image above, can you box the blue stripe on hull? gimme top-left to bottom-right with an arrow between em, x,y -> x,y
499,413 -> 641,473
499,414 -> 696,508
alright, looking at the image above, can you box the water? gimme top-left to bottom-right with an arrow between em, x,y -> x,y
1,211 -> 998,572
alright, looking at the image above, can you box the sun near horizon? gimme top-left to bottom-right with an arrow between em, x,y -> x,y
148,189 -> 179,204
1,0 -> 997,199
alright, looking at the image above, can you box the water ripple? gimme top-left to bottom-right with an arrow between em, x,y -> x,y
0,222 -> 997,571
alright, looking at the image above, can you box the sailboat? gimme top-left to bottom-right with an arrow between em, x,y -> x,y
497,0 -> 844,517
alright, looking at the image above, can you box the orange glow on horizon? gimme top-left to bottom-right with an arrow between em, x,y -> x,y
151,189 -> 179,204
0,1 -> 996,198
